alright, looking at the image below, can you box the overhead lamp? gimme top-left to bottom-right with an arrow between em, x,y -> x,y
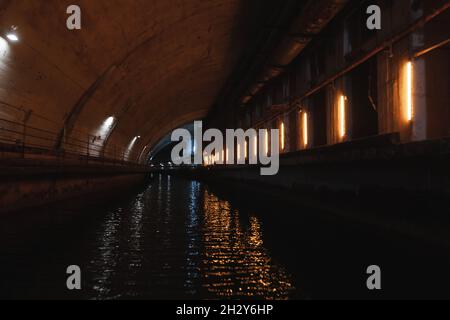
6,34 -> 18,42
6,26 -> 19,42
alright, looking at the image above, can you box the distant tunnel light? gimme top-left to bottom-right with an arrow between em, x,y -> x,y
303,112 -> 308,147
406,61 -> 413,121
280,122 -> 285,150
139,145 -> 148,162
125,135 -> 140,160
339,95 -> 346,139
6,33 -> 18,42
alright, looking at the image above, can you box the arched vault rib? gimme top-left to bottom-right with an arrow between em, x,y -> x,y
65,4 -> 243,153
55,0 -> 233,149
55,32 -> 165,150
0,0 -> 278,160
102,56 -> 221,157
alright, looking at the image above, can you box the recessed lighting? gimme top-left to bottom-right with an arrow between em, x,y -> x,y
6,34 -> 18,42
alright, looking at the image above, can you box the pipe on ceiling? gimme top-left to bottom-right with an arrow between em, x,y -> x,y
240,0 -> 349,105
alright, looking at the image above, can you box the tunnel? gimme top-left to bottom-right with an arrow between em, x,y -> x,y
0,0 -> 450,302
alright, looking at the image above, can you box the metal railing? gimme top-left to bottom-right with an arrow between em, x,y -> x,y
0,117 -> 138,167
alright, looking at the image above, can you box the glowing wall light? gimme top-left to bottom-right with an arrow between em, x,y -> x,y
104,116 -> 114,127
339,95 -> 346,139
253,135 -> 257,158
303,111 -> 308,147
0,36 -> 10,56
406,61 -> 413,121
125,135 -> 140,160
97,116 -> 116,140
264,129 -> 269,156
280,122 -> 285,150
237,142 -> 241,162
6,33 -> 18,42
245,140 -> 248,160
138,145 -> 148,163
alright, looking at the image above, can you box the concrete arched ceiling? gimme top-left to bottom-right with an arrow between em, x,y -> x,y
0,0 -> 274,162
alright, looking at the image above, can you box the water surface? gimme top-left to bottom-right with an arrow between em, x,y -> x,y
0,175 -> 449,300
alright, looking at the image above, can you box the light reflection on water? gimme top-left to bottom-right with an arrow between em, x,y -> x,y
85,175 -> 294,300
184,180 -> 201,295
2,174 -> 450,299
201,190 -> 293,299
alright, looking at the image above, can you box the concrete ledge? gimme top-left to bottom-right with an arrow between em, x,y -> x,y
165,136 -> 450,246
0,158 -> 150,214
165,135 -> 450,196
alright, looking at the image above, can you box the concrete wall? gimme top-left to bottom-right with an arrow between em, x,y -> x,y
0,170 -> 146,214
197,147 -> 450,198
207,0 -> 450,157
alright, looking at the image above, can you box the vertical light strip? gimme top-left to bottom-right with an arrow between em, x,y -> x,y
339,95 -> 346,139
406,61 -> 413,121
264,129 -> 269,156
245,140 -> 248,160
303,112 -> 308,147
237,143 -> 241,162
254,135 -> 257,158
280,122 -> 285,150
